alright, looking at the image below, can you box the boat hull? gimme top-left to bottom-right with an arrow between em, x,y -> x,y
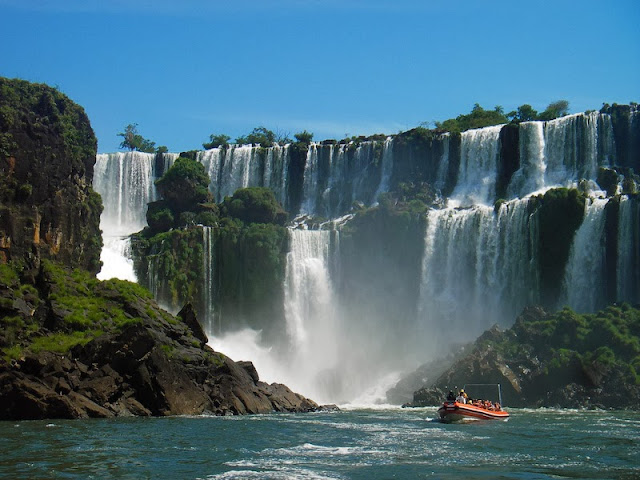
438,401 -> 509,422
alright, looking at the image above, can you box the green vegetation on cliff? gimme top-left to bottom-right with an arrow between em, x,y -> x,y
155,156 -> 211,213
132,172 -> 290,335
435,104 -> 509,133
411,303 -> 640,409
0,260 -> 179,362
221,187 -> 287,225
432,100 -> 571,134
506,305 -> 640,382
0,77 -> 103,273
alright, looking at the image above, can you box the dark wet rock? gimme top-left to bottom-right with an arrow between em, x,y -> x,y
0,307 -> 319,419
0,263 -> 318,420
178,302 -> 208,347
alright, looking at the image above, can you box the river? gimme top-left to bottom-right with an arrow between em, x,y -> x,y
1,407 -> 638,479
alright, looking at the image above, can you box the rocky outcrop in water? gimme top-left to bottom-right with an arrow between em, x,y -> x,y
404,304 -> 640,409
0,77 -> 102,273
0,262 -> 318,420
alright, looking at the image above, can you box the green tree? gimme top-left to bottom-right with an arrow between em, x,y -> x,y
507,104 -> 539,122
203,134 -> 231,150
221,187 -> 287,225
294,130 -> 314,145
435,104 -> 508,133
236,126 -> 276,147
155,157 -> 211,212
537,100 -> 570,121
117,123 -> 157,153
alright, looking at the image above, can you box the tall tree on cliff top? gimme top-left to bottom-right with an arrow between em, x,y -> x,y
118,123 -> 158,153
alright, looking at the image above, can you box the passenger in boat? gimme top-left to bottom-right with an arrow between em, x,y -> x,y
460,389 -> 468,402
446,391 -> 455,401
495,402 -> 501,411
456,392 -> 466,404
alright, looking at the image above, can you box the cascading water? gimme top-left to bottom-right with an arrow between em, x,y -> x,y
507,121 -> 547,198
93,152 -> 177,281
374,138 -> 394,200
280,228 -> 340,403
417,198 -> 538,351
262,144 -> 290,209
94,109 -> 639,405
434,133 -> 450,192
617,196 -> 640,303
198,145 -> 263,202
202,226 -> 216,335
300,140 -> 388,218
561,197 -> 609,312
451,125 -> 503,206
542,112 -> 614,187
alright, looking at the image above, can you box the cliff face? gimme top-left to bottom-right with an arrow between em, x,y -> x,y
0,77 -> 102,273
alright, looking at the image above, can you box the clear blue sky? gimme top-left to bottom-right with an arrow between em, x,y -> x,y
1,0 -> 638,153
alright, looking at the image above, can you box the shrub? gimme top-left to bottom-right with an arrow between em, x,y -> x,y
155,157 -> 211,213
221,187 -> 288,225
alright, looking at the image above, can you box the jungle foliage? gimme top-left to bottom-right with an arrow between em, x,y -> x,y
494,304 -> 640,386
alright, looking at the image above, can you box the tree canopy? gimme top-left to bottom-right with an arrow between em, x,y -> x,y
221,187 -> 287,225
236,126 -> 277,147
435,104 -> 508,133
507,100 -> 570,123
203,134 -> 231,150
294,130 -> 314,145
155,156 -> 211,212
117,123 -> 158,153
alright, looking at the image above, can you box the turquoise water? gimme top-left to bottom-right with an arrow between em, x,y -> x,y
1,407 -> 638,479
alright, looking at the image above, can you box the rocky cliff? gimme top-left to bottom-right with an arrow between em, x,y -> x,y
0,261 -> 317,419
0,77 -> 102,273
405,304 -> 640,409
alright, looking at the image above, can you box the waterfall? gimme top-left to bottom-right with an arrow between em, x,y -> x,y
434,133 -> 450,192
202,226 -> 216,335
561,197 -> 608,312
301,144 -> 321,215
507,121 -> 546,198
374,137 -> 394,198
451,125 -> 503,206
543,112 -> 615,187
93,152 -> 177,280
94,152 -> 157,234
617,196 -> 640,303
199,145 -> 263,202
300,140 -> 389,217
280,228 -> 340,402
263,144 -> 290,209
417,198 -> 538,350
92,107 -> 638,404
